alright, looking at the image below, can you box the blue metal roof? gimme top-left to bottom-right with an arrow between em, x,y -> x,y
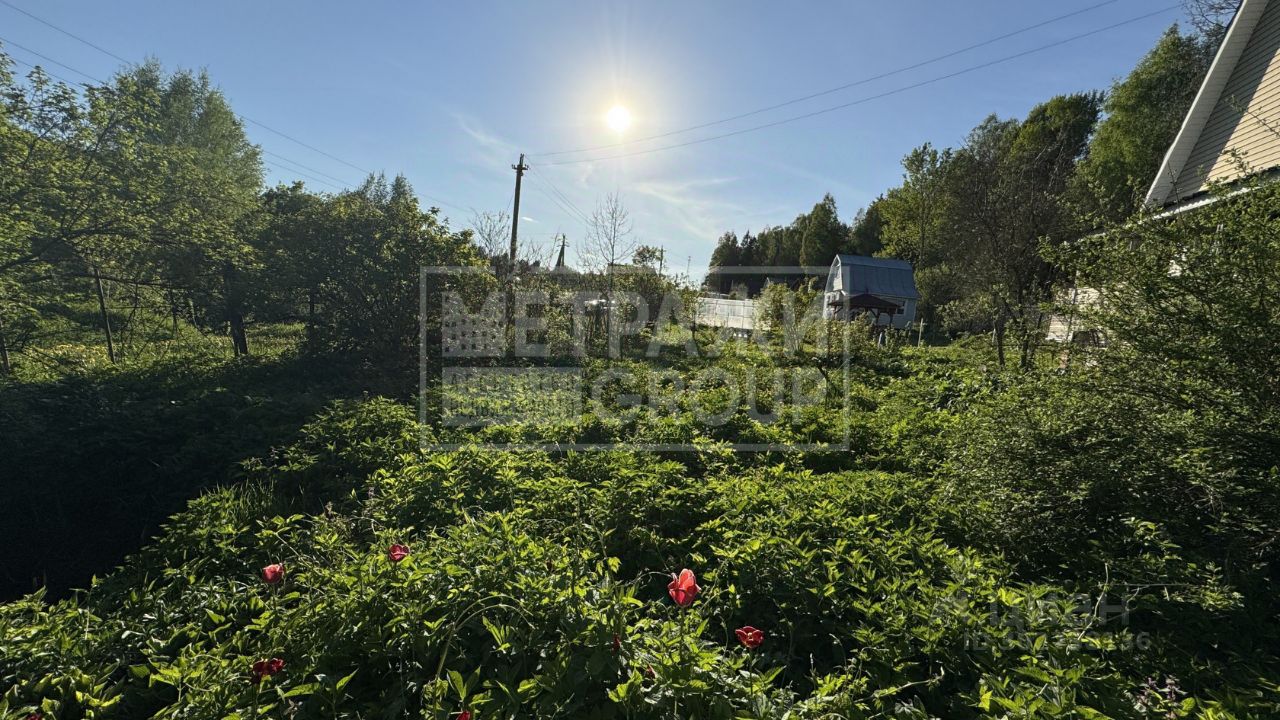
832,254 -> 919,300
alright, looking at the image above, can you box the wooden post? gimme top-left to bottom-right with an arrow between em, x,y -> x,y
917,319 -> 925,347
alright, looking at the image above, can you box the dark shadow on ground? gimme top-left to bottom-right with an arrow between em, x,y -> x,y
0,350 -> 412,601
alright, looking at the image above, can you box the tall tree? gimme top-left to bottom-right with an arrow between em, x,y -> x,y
705,231 -> 741,292
580,192 -> 637,278
1071,26 -> 1213,223
0,53 -> 262,361
846,199 -> 885,257
877,143 -> 955,323
950,94 -> 1102,367
798,194 -> 847,267
1182,0 -> 1238,43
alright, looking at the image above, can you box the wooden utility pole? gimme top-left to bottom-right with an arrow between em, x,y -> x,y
92,266 -> 116,363
506,154 -> 529,335
554,233 -> 568,270
508,154 -> 529,266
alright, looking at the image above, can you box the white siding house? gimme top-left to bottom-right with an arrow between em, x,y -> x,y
823,255 -> 919,329
1053,0 -> 1280,341
1148,0 -> 1280,210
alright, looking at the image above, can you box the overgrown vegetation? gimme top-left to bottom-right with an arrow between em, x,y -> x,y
4,177 -> 1280,715
5,10 -> 1280,720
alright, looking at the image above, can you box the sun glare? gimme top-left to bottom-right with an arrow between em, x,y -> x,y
605,104 -> 632,133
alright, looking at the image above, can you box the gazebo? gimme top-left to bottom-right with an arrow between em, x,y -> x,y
828,291 -> 902,324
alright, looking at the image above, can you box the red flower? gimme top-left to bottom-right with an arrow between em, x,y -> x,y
644,665 -> 656,679
458,711 -> 472,720
251,657 -> 285,683
611,633 -> 621,654
735,625 -> 765,649
25,713 -> 42,720
388,544 -> 410,563
667,568 -> 700,607
261,563 -> 284,585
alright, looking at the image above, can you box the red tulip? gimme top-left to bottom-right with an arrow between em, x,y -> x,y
261,563 -> 284,585
735,625 -> 765,649
251,657 -> 285,683
25,713 -> 42,720
458,711 -> 472,720
667,568 -> 700,607
611,633 -> 621,654
388,544 -> 410,563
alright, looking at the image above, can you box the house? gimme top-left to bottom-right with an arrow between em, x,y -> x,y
823,254 -> 919,329
1050,0 -> 1280,342
1148,0 -> 1280,213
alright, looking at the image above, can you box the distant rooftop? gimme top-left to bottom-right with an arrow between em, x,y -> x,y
833,254 -> 914,270
831,254 -> 919,299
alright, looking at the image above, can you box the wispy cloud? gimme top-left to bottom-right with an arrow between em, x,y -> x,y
630,176 -> 781,244
454,113 -> 519,170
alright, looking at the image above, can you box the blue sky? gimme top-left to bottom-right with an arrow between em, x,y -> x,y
3,0 -> 1194,277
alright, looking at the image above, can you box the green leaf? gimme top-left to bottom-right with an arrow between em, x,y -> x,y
448,670 -> 467,701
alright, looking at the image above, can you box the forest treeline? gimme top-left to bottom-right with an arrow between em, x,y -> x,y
706,25 -> 1215,365
0,52 -> 486,375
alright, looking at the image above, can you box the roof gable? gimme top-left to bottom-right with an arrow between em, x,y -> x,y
1147,0 -> 1278,207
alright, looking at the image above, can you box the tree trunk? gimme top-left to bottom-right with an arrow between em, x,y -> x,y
92,266 -> 116,363
1019,311 -> 1044,370
223,262 -> 249,356
994,315 -> 1007,367
0,310 -> 11,376
229,313 -> 249,356
168,289 -> 179,337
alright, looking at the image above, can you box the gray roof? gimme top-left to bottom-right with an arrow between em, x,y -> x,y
832,254 -> 919,299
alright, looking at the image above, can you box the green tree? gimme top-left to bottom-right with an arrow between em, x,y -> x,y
1071,26 -> 1212,223
845,199 -> 884,256
0,52 -> 263,362
306,174 -> 482,359
877,144 -> 955,326
798,193 -> 846,267
947,93 -> 1101,367
705,232 -> 741,293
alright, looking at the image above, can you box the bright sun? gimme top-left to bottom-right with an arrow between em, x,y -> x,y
605,105 -> 632,133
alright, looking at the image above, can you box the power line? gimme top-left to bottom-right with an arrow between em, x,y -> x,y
6,55 -> 78,86
0,0 -> 132,66
531,0 -> 1127,158
528,167 -> 592,226
540,5 -> 1180,167
0,34 -> 106,83
0,34 -> 360,192
526,170 -> 589,226
261,150 -> 355,186
531,182 -> 589,229
0,0 -> 464,210
261,160 -> 347,191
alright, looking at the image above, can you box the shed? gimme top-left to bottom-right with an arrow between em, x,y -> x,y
823,255 -> 919,328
